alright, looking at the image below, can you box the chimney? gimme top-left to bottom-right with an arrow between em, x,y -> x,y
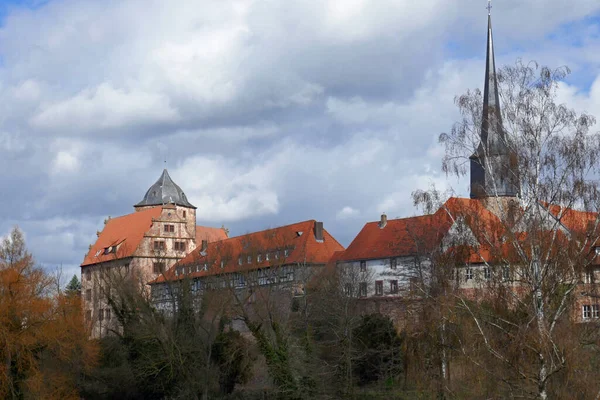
201,240 -> 208,252
379,213 -> 387,229
314,221 -> 324,242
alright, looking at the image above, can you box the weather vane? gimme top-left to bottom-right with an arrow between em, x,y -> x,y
487,0 -> 492,14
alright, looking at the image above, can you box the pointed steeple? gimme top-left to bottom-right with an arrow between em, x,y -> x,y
135,169 -> 196,209
470,6 -> 519,199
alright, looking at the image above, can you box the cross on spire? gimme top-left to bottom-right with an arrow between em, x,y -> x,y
487,0 -> 492,15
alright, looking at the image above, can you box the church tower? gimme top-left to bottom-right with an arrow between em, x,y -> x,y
470,6 -> 519,199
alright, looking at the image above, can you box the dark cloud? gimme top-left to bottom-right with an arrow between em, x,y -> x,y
0,0 -> 599,281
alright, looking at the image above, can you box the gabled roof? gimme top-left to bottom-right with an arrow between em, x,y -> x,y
153,220 -> 344,283
82,207 -> 162,266
196,226 -> 229,242
337,213 -> 453,262
336,197 -> 506,263
135,169 -> 196,209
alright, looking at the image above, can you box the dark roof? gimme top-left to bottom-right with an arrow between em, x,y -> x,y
152,220 -> 345,283
135,169 -> 196,209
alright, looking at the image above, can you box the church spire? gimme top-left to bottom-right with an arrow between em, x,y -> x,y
470,5 -> 519,199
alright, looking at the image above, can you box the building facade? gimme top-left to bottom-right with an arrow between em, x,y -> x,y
81,169 -> 227,337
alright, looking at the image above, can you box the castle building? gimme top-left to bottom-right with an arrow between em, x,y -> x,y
81,169 -> 227,337
149,220 -> 345,324
332,9 -> 600,326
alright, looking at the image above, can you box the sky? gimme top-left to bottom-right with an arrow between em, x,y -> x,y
1,0 -> 600,281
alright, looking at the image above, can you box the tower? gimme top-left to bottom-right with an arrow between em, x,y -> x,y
135,169 -> 197,238
470,5 -> 519,199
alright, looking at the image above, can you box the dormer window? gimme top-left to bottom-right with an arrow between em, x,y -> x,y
284,249 -> 289,257
220,261 -> 224,269
257,254 -> 262,262
247,255 -> 252,264
238,257 -> 242,265
266,253 -> 270,261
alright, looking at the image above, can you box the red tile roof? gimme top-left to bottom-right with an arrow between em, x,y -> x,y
336,197 -> 508,263
336,213 -> 453,262
153,220 -> 345,283
196,226 -> 228,242
82,207 -> 162,266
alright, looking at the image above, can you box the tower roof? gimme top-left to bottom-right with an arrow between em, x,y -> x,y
479,11 -> 508,156
135,169 -> 196,209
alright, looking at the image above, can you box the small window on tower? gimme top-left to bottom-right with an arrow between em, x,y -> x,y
183,211 -> 187,218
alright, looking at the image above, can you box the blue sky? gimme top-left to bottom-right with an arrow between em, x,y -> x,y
0,0 -> 599,281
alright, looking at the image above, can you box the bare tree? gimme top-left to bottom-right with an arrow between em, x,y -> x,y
424,60 -> 600,399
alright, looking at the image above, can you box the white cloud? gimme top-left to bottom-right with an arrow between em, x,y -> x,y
336,206 -> 360,220
0,0 -> 599,268
31,83 -> 179,131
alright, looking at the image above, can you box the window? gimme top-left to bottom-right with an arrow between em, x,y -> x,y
98,309 -> 104,322
502,266 -> 510,281
465,268 -> 473,281
390,280 -> 398,294
247,255 -> 252,264
284,248 -> 290,257
275,251 -> 280,260
257,254 -> 262,262
360,261 -> 366,272
375,280 -> 383,296
220,261 -> 224,269
266,252 -> 270,261
585,270 -> 594,284
484,267 -> 491,280
154,241 -> 166,251
359,282 -> 367,297
183,211 -> 187,218
85,270 -> 91,281
583,305 -> 591,319
238,257 -> 243,265
344,283 -> 352,296
153,262 -> 165,274
593,305 -> 600,318
85,289 -> 92,302
174,241 -> 186,251
390,258 -> 397,270
164,224 -> 175,233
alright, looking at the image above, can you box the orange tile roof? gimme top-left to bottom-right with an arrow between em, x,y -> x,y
337,212 -> 453,262
543,203 -> 599,234
336,197 -> 507,263
82,207 -> 162,266
196,225 -> 228,242
153,220 -> 345,283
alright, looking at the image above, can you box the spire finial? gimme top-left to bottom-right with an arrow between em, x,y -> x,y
487,0 -> 492,15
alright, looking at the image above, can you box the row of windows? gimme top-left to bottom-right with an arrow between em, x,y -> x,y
457,266 -> 511,282
345,280 -> 399,297
238,248 -> 291,265
153,240 -> 187,252
359,258 -> 398,272
84,308 -> 111,322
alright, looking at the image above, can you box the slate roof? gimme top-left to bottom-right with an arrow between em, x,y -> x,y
152,220 -> 345,283
135,169 -> 196,209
